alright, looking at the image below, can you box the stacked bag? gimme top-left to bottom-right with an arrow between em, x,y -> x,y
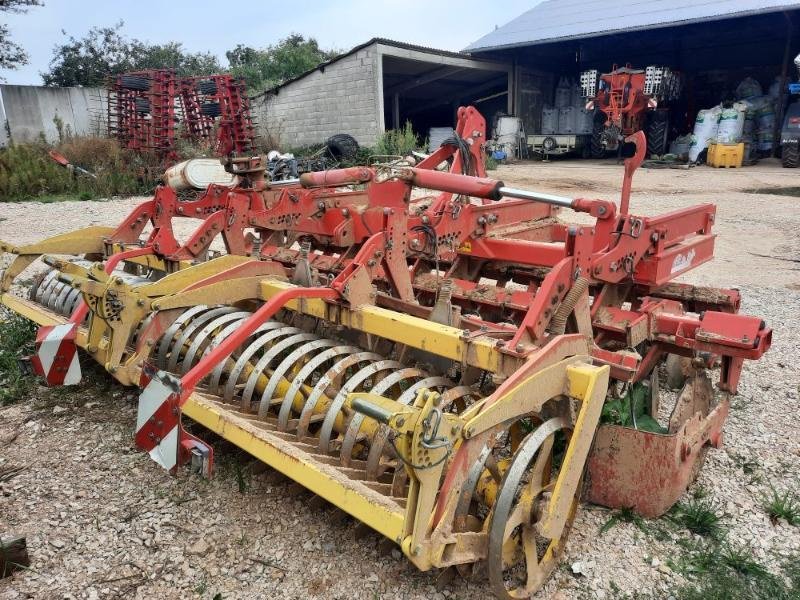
689,76 -> 779,163
688,106 -> 722,162
541,77 -> 595,136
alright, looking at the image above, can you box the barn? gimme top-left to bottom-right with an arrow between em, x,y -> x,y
465,0 -> 800,160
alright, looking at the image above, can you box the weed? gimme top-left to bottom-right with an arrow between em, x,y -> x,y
669,497 -> 725,539
0,138 -> 152,202
600,506 -> 648,535
374,121 -> 420,157
0,308 -> 36,405
691,485 -> 709,500
485,154 -> 499,171
233,460 -> 249,494
194,579 -> 208,594
218,453 -> 251,494
743,186 -> 800,197
670,541 -> 798,600
762,487 -> 800,526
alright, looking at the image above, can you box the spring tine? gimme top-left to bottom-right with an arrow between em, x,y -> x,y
207,321 -> 280,394
256,338 -> 337,419
223,326 -> 300,405
40,276 -> 60,308
156,305 -> 210,368
318,360 -> 403,455
180,311 -> 250,375
439,386 -> 480,412
65,287 -> 83,316
240,333 -> 317,415
52,283 -> 72,315
296,352 -> 381,441
46,280 -> 67,310
166,306 -> 237,373
277,345 -> 360,431
339,368 -> 424,467
34,270 -> 58,303
454,444 -> 494,526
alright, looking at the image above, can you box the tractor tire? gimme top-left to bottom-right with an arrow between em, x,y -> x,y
646,112 -> 670,158
119,75 -> 150,91
590,115 -> 606,158
134,98 -> 150,115
196,80 -> 218,96
324,133 -> 360,162
200,102 -> 221,117
782,142 -> 799,168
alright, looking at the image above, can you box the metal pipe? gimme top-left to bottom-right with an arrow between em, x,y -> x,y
497,186 -> 574,208
267,178 -> 301,188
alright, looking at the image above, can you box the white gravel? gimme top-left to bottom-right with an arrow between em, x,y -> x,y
1,159 -> 799,599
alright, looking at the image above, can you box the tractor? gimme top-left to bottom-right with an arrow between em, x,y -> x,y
582,64 -> 682,158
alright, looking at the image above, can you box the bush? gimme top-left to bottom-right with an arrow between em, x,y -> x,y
0,308 -> 36,405
374,121 -> 421,157
0,136 -> 154,202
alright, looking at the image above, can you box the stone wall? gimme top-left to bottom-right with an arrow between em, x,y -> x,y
252,46 -> 381,149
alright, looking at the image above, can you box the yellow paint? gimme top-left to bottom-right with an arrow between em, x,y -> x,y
4,293 -> 402,541
458,241 -> 472,253
260,279 -> 506,373
182,396 -> 405,541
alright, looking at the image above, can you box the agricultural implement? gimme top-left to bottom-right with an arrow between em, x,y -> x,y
582,64 -> 682,157
0,107 -> 770,598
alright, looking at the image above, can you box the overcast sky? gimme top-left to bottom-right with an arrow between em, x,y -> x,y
2,0 -> 539,85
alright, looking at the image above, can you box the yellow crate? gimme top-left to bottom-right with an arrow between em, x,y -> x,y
707,142 -> 744,168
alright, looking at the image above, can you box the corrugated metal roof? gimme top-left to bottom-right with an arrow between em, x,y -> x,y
465,0 -> 800,52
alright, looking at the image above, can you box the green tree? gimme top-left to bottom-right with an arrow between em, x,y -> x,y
42,22 -> 223,87
226,34 -> 339,92
0,0 -> 42,73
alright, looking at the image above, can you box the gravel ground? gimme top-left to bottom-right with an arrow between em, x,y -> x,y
1,159 -> 799,599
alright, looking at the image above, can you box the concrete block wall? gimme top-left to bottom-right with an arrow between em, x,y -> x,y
253,46 -> 381,149
0,85 -> 107,145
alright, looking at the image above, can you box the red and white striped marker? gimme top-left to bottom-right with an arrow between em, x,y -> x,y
135,368 -> 213,477
30,323 -> 81,386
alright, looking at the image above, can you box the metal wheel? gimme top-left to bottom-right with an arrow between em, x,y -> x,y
782,142 -> 799,168
196,80 -> 217,95
119,75 -> 150,91
487,417 -> 578,599
200,102 -> 221,117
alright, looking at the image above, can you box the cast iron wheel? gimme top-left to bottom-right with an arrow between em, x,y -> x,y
324,133 -> 360,162
782,142 -> 799,168
646,111 -> 670,158
590,114 -> 606,158
487,417 -> 579,599
119,75 -> 150,91
200,102 -> 221,117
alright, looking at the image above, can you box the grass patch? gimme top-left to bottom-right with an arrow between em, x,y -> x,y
0,137 -> 153,202
670,540 -> 799,600
669,497 -> 725,539
600,506 -> 649,535
485,154 -> 499,171
743,186 -> 800,197
763,487 -> 800,526
0,308 -> 36,405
